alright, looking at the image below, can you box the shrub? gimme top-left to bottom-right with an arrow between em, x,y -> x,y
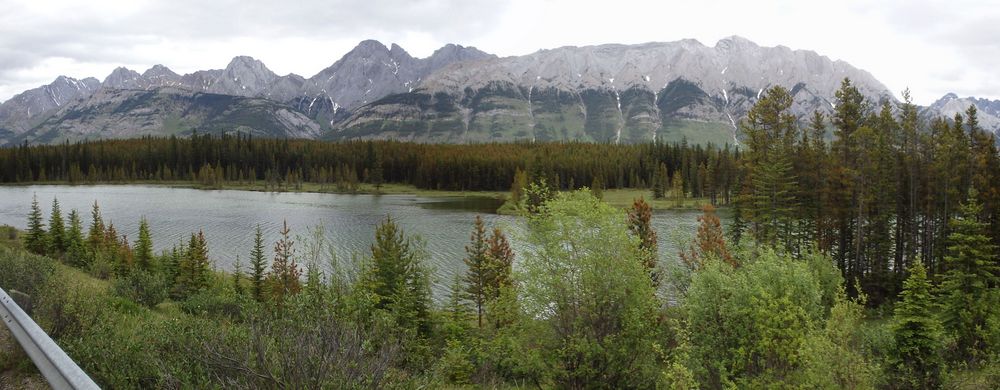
0,246 -> 56,297
685,248 -> 836,387
180,289 -> 242,320
112,271 -> 169,307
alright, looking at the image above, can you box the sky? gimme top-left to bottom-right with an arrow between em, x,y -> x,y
1,0 -> 997,105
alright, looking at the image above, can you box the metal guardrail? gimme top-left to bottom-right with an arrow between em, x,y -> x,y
0,287 -> 100,389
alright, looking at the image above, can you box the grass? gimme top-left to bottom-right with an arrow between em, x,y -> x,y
599,188 -> 714,211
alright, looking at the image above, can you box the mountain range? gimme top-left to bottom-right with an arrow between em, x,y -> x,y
1,36 -> 997,146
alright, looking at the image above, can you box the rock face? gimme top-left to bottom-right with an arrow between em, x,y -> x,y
0,76 -> 101,142
15,88 -> 321,144
926,93 -> 1000,134
332,36 -> 895,143
0,41 -> 492,145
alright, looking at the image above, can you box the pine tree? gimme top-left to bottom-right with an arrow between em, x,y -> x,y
134,217 -> 154,271
367,216 -> 432,339
938,195 -> 999,361
65,209 -> 86,265
48,197 -> 66,253
87,201 -> 105,254
464,215 -> 490,327
269,220 -> 301,304
486,226 -> 514,302
177,231 -> 210,297
24,194 -> 47,254
249,225 -> 267,302
890,262 -> 943,389
680,204 -> 734,269
652,163 -> 668,199
627,197 -> 659,285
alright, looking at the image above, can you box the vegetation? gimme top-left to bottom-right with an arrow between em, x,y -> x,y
2,76 -> 999,388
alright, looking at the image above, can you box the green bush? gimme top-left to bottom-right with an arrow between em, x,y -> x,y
112,271 -> 169,307
88,253 -> 114,280
180,289 -> 242,320
0,246 -> 56,297
685,248 -> 837,388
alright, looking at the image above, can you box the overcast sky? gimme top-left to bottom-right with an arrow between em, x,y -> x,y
1,0 -> 997,105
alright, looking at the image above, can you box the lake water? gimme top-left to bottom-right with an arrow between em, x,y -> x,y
0,185 -> 710,298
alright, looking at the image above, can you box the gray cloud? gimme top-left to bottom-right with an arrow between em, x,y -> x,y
0,0 -> 504,100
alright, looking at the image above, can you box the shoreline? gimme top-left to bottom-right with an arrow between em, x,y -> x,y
0,181 -> 722,211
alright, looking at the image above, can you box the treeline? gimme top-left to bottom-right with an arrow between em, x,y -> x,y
0,134 -> 739,199
734,79 -> 1000,306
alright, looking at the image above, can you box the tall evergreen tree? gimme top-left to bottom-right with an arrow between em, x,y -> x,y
65,209 -> 86,265
176,231 -> 210,297
464,215 -> 490,328
134,217 -> 154,271
739,86 -> 799,250
652,163 -> 669,200
24,194 -> 47,254
366,216 -> 432,337
486,226 -> 514,301
48,197 -> 66,253
249,225 -> 267,302
890,262 -> 943,389
626,197 -> 659,285
938,195 -> 999,361
87,201 -> 105,253
269,220 -> 301,304
680,204 -> 734,269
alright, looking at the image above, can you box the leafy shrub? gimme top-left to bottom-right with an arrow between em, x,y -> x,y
88,253 -> 114,280
0,246 -> 56,297
685,248 -> 836,388
112,271 -> 169,307
180,289 -> 242,320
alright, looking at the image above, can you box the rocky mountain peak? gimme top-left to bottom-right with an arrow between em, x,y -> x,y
102,67 -> 143,89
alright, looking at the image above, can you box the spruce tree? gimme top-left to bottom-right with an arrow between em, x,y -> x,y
87,201 -> 105,254
486,226 -> 514,302
48,197 -> 66,253
249,225 -> 268,302
652,163 -> 668,199
464,215 -> 490,327
134,217 -> 154,271
938,195 -> 999,361
65,209 -> 86,266
627,197 -> 659,285
269,220 -> 301,304
890,262 -> 943,389
680,204 -> 734,269
24,194 -> 47,254
367,216 -> 432,338
178,231 -> 210,296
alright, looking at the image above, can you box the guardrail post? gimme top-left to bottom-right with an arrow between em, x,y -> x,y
1,287 -> 100,389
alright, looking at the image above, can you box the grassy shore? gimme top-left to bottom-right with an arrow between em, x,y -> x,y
599,188 -> 715,211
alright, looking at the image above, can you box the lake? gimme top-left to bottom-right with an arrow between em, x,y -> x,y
0,185 -> 711,298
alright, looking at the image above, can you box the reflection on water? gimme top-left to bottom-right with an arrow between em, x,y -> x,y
0,185 -> 714,299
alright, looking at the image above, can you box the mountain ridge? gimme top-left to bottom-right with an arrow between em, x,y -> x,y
2,37 -> 995,146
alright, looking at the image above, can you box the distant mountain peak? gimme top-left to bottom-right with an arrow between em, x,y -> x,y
142,64 -> 179,79
352,39 -> 390,53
